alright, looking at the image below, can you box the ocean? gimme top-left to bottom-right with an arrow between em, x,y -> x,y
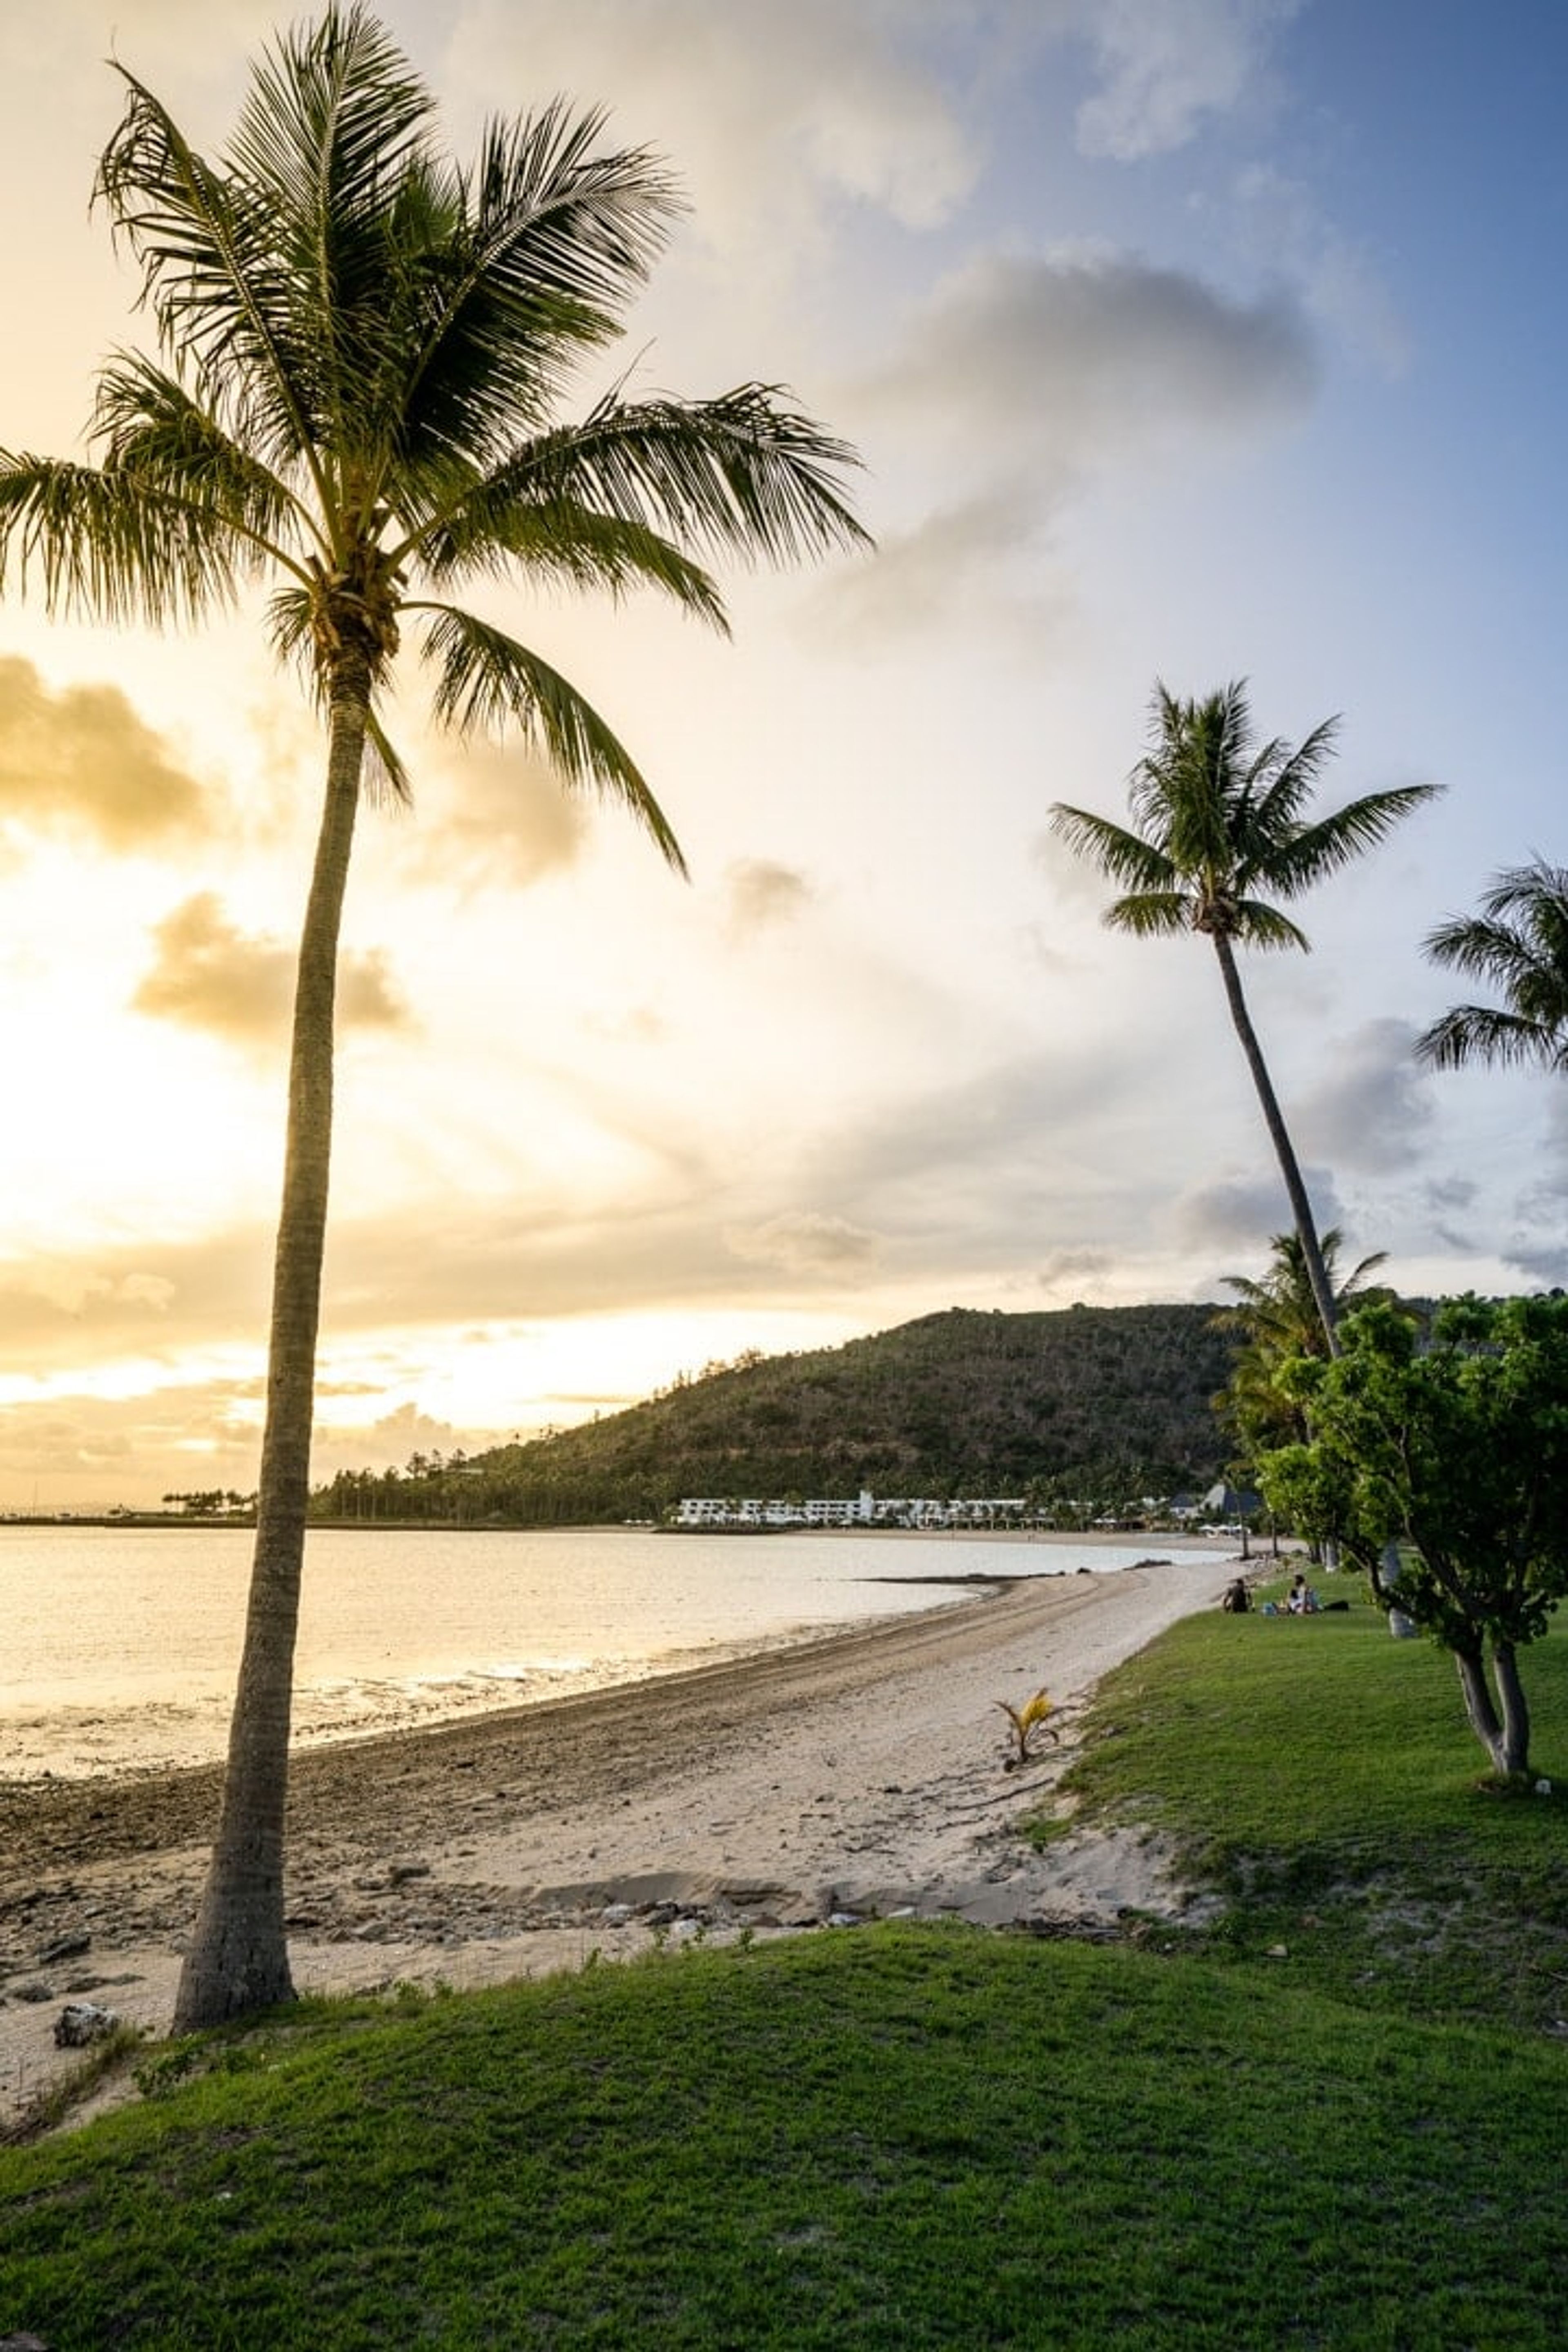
0,1521 -> 1218,1781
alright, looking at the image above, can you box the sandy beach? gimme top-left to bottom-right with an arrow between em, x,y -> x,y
1,1550 -> 1232,2129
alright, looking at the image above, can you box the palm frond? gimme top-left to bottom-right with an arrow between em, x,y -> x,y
1048,803 -> 1177,896
473,385 -> 870,569
418,603 -> 686,872
1418,859 -> 1568,1076
1225,899 -> 1312,953
1413,1004 -> 1566,1074
95,64 -> 323,486
1475,859 -> 1568,931
391,105 -> 684,472
423,489 -> 727,628
1102,891 -> 1193,938
91,353 -> 306,561
229,8 -> 443,487
1256,784 -> 1441,897
265,579 -> 318,684
1242,713 -> 1342,838
227,2 -> 433,231
0,449 -> 246,624
1422,911 -> 1543,987
363,705 -> 412,806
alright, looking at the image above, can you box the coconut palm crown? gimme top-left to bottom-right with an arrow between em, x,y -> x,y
1415,858 -> 1568,1075
0,4 -> 868,2027
1214,1228 -> 1394,1456
1050,682 -> 1437,1354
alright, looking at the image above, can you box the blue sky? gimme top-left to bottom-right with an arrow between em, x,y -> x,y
0,0 -> 1564,1504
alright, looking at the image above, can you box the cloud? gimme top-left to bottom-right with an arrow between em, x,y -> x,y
405,739 -> 593,890
1176,1163 -> 1345,1254
1231,164 -> 1409,377
806,491 -> 1071,646
1501,1240 -> 1568,1288
1073,0 -> 1302,161
723,859 -> 815,935
448,0 -> 982,250
0,655 -> 213,849
1295,1019 -> 1437,1174
132,892 -> 410,1049
724,1210 -> 882,1275
1033,1246 -> 1117,1294
875,245 -> 1317,473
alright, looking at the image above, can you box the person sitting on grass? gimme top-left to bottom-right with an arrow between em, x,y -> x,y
1287,1574 -> 1320,1615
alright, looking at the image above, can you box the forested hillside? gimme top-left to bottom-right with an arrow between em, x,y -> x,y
313,1304 -> 1241,1527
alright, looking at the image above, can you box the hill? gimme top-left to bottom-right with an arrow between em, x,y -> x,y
313,1303 -> 1241,1527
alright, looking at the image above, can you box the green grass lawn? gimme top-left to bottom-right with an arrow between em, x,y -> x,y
3,1588 -> 1565,2350
1054,1579 -> 1568,2032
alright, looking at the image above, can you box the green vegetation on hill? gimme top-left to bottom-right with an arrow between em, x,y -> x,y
314,1303 -> 1242,1526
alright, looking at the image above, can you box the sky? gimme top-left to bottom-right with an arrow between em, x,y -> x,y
0,0 -> 1565,1508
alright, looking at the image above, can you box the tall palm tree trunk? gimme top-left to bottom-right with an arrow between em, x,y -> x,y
174,670 -> 368,2030
1209,931 -> 1341,1359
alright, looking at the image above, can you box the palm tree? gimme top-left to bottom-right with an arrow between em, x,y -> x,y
1214,1228 -> 1392,1454
1415,858 -> 1568,1074
0,4 -> 867,2027
1050,682 -> 1437,1355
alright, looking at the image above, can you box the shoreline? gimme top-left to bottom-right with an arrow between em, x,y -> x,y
0,1525 -> 1237,1786
2,1553 -> 1236,2131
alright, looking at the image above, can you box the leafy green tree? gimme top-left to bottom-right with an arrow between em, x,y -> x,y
1050,682 -> 1437,1354
1415,858 -> 1568,1074
0,4 -> 865,2026
1258,1297 -> 1568,1777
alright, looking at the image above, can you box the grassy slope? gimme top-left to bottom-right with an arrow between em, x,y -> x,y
3,1594 -> 1565,2350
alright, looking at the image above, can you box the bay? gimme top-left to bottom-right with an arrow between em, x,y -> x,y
0,1522 -> 1219,1781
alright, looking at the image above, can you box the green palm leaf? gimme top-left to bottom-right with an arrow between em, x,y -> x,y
0,450 -> 247,624
419,603 -> 686,871
478,385 -> 871,568
1417,860 -> 1568,1074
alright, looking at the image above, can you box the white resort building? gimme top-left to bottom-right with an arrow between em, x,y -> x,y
672,1489 -> 1027,1530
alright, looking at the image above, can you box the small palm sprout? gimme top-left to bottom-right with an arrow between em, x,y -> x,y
996,1688 -> 1059,1769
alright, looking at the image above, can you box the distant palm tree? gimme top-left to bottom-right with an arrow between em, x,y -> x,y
1415,858 -> 1568,1074
1214,1228 -> 1392,1452
0,4 -> 866,2027
1051,682 -> 1437,1355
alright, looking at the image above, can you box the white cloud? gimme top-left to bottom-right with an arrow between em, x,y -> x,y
405,740 -> 593,891
445,0 -> 982,257
1073,0 -> 1301,160
724,1210 -> 883,1276
1232,164 -> 1409,377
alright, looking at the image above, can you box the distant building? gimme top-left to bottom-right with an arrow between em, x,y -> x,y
672,1489 -> 1027,1530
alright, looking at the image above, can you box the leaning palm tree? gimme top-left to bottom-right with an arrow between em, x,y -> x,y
0,4 -> 866,2026
1050,682 -> 1437,1355
1415,858 -> 1568,1075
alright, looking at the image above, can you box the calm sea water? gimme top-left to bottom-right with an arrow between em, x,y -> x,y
0,1523 -> 1214,1781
